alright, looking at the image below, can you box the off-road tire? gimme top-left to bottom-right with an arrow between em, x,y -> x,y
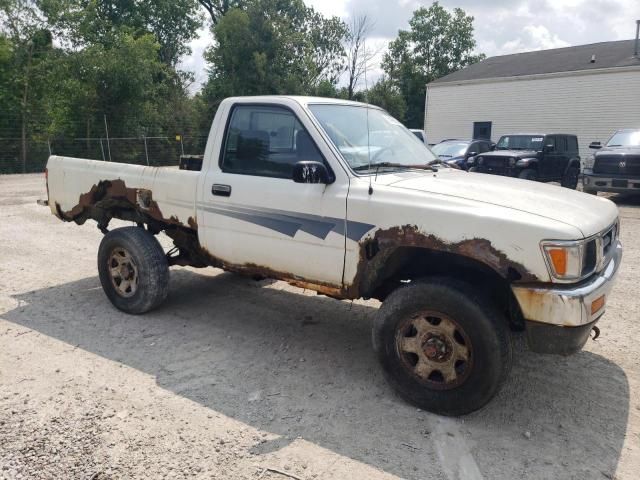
98,226 -> 169,314
561,165 -> 580,189
468,167 -> 478,172
518,168 -> 537,181
372,277 -> 512,416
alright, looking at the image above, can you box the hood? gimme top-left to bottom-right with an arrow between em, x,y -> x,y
596,146 -> 640,156
384,170 -> 618,237
483,149 -> 539,158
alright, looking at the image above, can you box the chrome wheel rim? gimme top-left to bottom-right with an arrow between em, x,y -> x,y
395,310 -> 472,390
108,247 -> 139,298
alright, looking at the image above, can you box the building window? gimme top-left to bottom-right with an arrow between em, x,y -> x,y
473,122 -> 492,140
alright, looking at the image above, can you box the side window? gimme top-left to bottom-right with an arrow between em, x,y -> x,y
467,142 -> 479,155
479,142 -> 490,153
556,136 -> 567,153
568,136 -> 578,153
221,105 -> 324,179
545,136 -> 556,153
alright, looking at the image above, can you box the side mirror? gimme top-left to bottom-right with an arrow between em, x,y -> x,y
292,161 -> 334,184
490,143 -> 496,151
466,151 -> 478,158
589,141 -> 602,150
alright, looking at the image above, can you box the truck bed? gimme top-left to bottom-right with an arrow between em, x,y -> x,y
46,156 -> 199,230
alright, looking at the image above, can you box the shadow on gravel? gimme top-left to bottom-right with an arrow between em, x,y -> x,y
5,269 -> 629,480
602,192 -> 640,206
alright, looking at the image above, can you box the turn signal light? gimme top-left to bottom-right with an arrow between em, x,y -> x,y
547,248 -> 567,276
591,295 -> 605,315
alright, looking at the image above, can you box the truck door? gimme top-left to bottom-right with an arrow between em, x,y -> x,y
555,135 -> 569,178
540,135 -> 557,180
197,102 -> 349,288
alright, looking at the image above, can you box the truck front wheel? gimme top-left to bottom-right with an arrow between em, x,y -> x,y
98,227 -> 169,314
518,169 -> 537,181
372,278 -> 512,416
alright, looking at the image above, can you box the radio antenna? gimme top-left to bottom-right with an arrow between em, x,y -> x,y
364,38 -> 373,195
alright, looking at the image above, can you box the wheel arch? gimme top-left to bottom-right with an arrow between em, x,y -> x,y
353,236 -> 528,329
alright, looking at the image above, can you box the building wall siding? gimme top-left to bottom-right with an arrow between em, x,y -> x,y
424,69 -> 640,160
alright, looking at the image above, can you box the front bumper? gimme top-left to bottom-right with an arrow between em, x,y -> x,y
512,240 -> 622,354
583,172 -> 640,193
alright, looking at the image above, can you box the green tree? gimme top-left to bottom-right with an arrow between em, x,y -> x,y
382,1 -> 484,127
203,0 -> 346,104
365,77 -> 406,121
198,0 -> 244,25
44,31 -> 166,138
37,0 -> 201,66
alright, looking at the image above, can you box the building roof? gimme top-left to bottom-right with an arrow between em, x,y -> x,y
432,39 -> 640,84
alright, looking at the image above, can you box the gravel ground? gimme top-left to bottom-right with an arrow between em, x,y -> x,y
0,173 -> 639,480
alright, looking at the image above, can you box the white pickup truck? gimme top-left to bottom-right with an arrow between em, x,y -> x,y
43,96 -> 622,416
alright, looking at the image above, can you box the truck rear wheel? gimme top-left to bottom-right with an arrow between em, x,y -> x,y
372,278 -> 512,416
98,227 -> 169,314
561,165 -> 579,189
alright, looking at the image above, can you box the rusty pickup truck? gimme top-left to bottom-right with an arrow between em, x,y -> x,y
43,96 -> 622,416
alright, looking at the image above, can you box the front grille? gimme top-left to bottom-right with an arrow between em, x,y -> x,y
592,221 -> 619,274
478,156 -> 508,175
593,155 -> 640,176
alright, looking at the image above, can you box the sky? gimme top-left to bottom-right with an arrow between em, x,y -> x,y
179,0 -> 640,93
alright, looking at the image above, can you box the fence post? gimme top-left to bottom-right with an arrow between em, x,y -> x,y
143,135 -> 149,166
103,114 -> 112,161
99,138 -> 106,161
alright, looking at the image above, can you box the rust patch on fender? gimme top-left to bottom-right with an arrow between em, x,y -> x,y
346,224 -> 538,298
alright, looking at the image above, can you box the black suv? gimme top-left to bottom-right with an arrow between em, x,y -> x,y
582,129 -> 640,195
468,133 -> 581,188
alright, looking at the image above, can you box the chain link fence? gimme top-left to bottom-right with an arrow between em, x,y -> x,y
0,116 -> 209,174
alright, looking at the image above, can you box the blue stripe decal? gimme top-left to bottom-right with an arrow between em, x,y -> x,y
198,203 -> 374,241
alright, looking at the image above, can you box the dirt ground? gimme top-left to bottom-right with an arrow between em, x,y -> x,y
0,173 -> 638,480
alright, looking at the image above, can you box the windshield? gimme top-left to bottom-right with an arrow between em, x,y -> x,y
496,135 -> 544,151
607,130 -> 640,147
432,142 -> 469,158
308,104 -> 437,171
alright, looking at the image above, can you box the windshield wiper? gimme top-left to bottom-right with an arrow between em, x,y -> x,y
438,154 -> 453,158
607,144 -> 622,147
353,162 -> 437,173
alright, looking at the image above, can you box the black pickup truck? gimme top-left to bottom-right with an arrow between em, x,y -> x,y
583,129 -> 640,195
468,133 -> 581,189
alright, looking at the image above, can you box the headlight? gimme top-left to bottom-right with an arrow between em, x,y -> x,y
541,239 -> 597,282
477,156 -> 484,165
467,156 -> 475,164
508,157 -> 516,166
516,158 -> 532,167
583,155 -> 595,169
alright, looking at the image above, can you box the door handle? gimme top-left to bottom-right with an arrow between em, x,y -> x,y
212,184 -> 231,197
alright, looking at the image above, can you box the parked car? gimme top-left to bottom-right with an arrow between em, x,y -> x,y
468,133 -> 581,189
432,139 -> 494,169
410,129 -> 427,144
583,128 -> 640,195
41,96 -> 621,416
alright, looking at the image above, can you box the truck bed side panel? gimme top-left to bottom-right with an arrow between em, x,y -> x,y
47,156 -> 198,228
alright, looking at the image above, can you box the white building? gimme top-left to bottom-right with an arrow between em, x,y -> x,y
424,39 -> 640,156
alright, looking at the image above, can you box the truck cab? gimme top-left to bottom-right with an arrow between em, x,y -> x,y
469,133 -> 581,188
